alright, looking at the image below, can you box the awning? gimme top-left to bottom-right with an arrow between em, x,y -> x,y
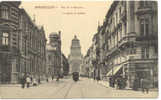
106,65 -> 123,76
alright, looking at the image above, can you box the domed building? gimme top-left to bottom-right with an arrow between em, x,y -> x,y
46,31 -> 62,78
68,35 -> 83,74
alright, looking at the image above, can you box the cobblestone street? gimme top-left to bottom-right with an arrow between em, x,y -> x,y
0,78 -> 158,99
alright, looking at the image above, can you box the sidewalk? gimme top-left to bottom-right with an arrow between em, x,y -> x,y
98,80 -> 109,88
98,80 -> 158,92
0,84 -> 21,87
0,79 -> 50,87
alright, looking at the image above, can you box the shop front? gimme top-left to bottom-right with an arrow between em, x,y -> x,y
128,62 -> 158,89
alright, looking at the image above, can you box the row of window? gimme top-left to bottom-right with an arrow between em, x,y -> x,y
0,31 -> 45,56
139,1 -> 151,8
107,46 -> 156,66
108,24 -> 126,50
0,6 -> 19,22
0,6 -> 9,19
106,17 -> 150,51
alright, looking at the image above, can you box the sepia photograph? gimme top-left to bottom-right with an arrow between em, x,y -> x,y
0,0 -> 158,99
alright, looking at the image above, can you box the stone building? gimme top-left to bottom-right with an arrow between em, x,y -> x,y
83,1 -> 158,88
62,54 -> 69,76
0,1 -> 22,83
46,31 -> 62,78
68,35 -> 83,74
19,9 -> 46,81
0,1 -> 47,83
103,1 -> 158,88
81,49 -> 90,77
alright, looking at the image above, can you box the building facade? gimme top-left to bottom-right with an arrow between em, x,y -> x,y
0,1 -> 21,83
46,32 -> 62,77
103,1 -> 158,88
0,1 -> 47,83
80,50 -> 90,77
84,1 -> 158,88
68,35 -> 83,74
62,54 -> 69,76
19,9 -> 47,81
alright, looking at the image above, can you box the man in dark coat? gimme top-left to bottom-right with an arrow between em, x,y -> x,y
21,75 -> 26,88
141,78 -> 150,94
133,77 -> 140,91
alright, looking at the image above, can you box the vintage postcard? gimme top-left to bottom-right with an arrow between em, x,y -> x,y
0,0 -> 158,99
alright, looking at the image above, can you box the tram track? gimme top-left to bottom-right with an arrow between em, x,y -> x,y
63,81 -> 85,98
51,81 -> 70,97
63,82 -> 75,98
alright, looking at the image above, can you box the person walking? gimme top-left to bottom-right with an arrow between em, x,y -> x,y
116,77 -> 120,89
38,77 -> 41,84
26,76 -> 31,88
141,78 -> 150,94
52,75 -> 54,80
133,77 -> 139,91
21,74 -> 26,89
33,78 -> 37,86
56,74 -> 60,82
46,77 -> 49,82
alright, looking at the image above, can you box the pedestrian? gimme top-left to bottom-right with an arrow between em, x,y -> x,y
33,78 -> 37,86
56,74 -> 60,82
133,77 -> 139,91
111,77 -> 115,88
116,77 -> 120,89
38,77 -> 41,84
122,78 -> 127,89
52,75 -> 54,80
120,78 -> 126,89
26,76 -> 31,88
30,76 -> 33,83
141,78 -> 150,94
96,76 -> 100,82
21,74 -> 26,89
46,77 -> 48,82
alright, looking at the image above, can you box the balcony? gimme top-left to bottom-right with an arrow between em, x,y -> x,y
136,34 -> 158,45
118,32 -> 136,48
136,34 -> 157,41
106,32 -> 136,58
136,6 -> 153,15
105,46 -> 117,58
0,45 -> 10,52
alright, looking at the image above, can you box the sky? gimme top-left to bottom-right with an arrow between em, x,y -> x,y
20,1 -> 112,57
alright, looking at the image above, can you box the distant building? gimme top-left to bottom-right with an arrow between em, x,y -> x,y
46,31 -> 61,77
62,54 -> 69,76
68,35 -> 83,74
81,46 -> 93,77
